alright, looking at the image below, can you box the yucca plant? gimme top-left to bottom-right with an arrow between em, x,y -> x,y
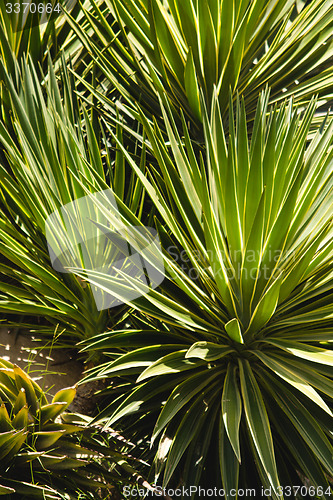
0,0 -> 89,139
65,0 -> 333,133
0,0 -> 81,68
75,90 -> 333,498
0,55 -> 147,345
0,357 -> 146,499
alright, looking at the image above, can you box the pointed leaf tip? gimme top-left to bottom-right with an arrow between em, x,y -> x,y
225,318 -> 244,344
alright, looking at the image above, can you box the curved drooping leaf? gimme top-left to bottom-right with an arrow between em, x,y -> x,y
222,364 -> 242,462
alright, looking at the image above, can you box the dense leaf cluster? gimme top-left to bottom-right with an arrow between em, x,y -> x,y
0,0 -> 332,498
